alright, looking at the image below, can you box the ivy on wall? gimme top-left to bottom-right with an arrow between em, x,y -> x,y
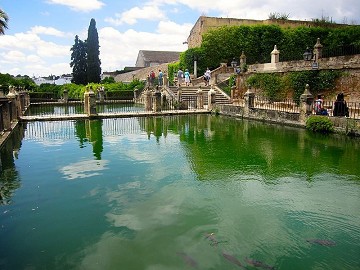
246,70 -> 342,101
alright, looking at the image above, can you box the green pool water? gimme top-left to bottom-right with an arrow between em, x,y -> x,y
0,115 -> 359,270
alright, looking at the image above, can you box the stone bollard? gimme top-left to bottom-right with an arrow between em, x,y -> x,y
144,89 -> 152,111
153,87 -> 162,112
196,87 -> 204,109
207,86 -> 216,110
299,84 -> 314,125
243,86 -> 255,117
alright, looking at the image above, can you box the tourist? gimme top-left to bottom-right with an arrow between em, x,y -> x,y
314,94 -> 327,115
158,69 -> 163,86
184,69 -> 191,86
333,93 -> 349,117
149,70 -> 155,87
204,68 -> 211,86
177,68 -> 184,87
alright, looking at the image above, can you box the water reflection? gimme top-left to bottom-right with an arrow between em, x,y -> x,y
0,124 -> 24,205
0,115 -> 359,269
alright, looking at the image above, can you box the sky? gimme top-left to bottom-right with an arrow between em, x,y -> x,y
0,0 -> 359,77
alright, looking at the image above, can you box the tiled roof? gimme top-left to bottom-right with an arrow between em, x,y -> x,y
139,50 -> 181,63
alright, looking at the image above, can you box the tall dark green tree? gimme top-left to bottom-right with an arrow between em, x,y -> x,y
70,35 -> 87,85
86,18 -> 101,83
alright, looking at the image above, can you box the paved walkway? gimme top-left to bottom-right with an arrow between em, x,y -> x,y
19,109 -> 210,122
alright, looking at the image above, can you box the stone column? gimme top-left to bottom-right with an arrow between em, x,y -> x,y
196,87 -> 204,109
153,87 -> 162,112
299,84 -> 314,125
243,86 -> 255,117
144,89 -> 152,111
207,86 -> 216,110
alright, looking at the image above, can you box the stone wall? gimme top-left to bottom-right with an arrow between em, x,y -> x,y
236,54 -> 360,102
187,16 -> 348,48
218,104 -> 360,136
114,62 -> 172,83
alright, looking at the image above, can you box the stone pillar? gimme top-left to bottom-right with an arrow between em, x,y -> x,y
98,86 -> 105,102
231,85 -> 237,101
207,86 -> 216,110
7,86 -> 21,118
62,89 -> 69,103
144,89 -> 152,111
271,45 -> 280,64
0,100 -> 12,131
84,87 -> 97,116
88,89 -> 97,116
299,84 -> 314,125
153,87 -> 162,112
196,87 -> 204,109
163,73 -> 168,87
134,87 -> 139,100
244,86 -> 255,117
84,87 -> 89,114
240,51 -> 246,71
313,38 -> 323,62
194,60 -> 197,78
177,87 -> 182,103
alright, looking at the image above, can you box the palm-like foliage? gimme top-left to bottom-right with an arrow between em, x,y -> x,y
0,9 -> 9,35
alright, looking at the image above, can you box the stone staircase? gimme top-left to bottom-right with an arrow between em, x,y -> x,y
169,85 -> 231,105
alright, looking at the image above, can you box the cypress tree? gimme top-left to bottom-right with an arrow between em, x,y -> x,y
70,35 -> 87,85
86,18 -> 101,83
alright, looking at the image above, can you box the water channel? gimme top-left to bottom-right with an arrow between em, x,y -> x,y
0,115 -> 359,269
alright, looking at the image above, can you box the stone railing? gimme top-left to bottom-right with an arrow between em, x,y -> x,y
0,88 -> 30,135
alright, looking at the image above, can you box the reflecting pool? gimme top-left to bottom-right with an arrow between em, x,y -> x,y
0,115 -> 359,270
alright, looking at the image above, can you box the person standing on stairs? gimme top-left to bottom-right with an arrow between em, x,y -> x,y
177,68 -> 184,87
184,69 -> 191,86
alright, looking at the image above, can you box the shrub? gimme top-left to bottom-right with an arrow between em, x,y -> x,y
306,116 -> 334,133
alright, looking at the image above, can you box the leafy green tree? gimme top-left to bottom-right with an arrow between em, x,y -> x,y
87,18 -> 101,83
70,35 -> 87,85
101,76 -> 115,84
0,9 -> 9,35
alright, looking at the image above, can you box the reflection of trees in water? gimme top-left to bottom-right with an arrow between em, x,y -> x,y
174,115 -> 360,180
74,120 -> 103,160
0,124 -> 24,205
0,167 -> 20,205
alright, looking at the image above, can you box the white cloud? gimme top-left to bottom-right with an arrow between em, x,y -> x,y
30,26 -> 66,37
105,5 -> 167,26
46,0 -> 105,12
99,20 -> 189,71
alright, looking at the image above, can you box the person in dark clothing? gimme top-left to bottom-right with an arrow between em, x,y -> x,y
333,93 -> 349,117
